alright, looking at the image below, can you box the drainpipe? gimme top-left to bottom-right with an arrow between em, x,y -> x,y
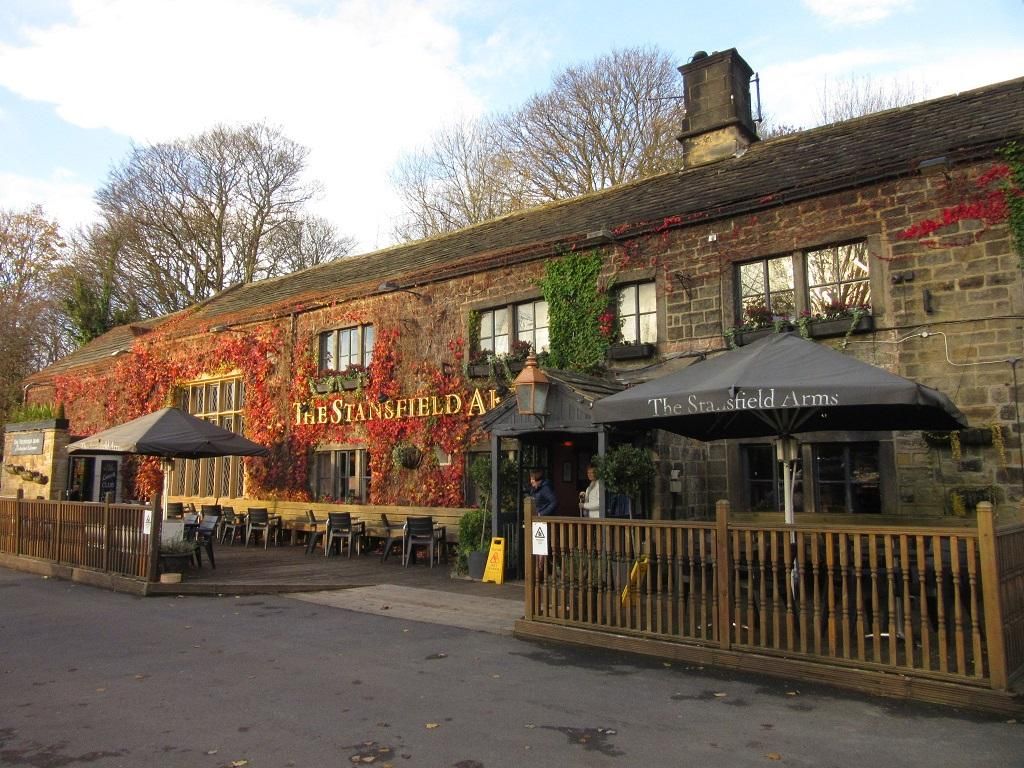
1012,358 -> 1024,495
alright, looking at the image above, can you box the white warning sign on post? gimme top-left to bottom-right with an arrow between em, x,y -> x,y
531,521 -> 549,557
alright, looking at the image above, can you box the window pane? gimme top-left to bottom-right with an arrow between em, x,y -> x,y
206,383 -> 218,413
534,300 -> 548,329
363,325 -> 375,367
639,313 -> 657,344
619,284 -> 637,313
637,282 -> 656,312
766,257 -> 794,293
534,327 -> 549,352
494,308 -> 509,337
518,302 -> 535,331
740,262 -> 765,297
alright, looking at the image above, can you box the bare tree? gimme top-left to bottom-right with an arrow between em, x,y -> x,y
817,74 -> 925,124
500,47 -> 685,202
0,207 -> 68,424
94,122 -> 351,316
269,215 -> 357,272
391,46 -> 686,239
391,117 -> 528,241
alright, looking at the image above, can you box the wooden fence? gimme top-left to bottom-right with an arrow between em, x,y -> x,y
0,497 -> 153,580
523,501 -> 1023,696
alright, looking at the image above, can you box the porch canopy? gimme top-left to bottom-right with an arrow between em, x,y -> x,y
591,332 -> 967,521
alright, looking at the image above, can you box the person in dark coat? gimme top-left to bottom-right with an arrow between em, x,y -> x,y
529,468 -> 558,516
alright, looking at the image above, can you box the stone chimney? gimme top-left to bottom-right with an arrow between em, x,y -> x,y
677,48 -> 759,168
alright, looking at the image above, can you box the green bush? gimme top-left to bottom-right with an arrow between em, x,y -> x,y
592,445 -> 655,500
456,507 -> 491,574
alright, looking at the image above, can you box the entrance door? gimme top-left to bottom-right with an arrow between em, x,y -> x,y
68,456 -> 94,501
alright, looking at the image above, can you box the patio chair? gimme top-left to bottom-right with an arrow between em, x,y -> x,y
303,509 -> 323,555
245,508 -> 280,549
221,509 -> 246,545
377,513 -> 405,562
193,514 -> 218,569
403,516 -> 439,568
325,512 -> 365,557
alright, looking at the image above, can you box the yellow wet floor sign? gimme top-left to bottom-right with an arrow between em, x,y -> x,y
483,537 -> 505,584
620,554 -> 649,606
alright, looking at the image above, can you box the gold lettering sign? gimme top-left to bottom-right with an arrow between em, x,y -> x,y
292,388 -> 501,427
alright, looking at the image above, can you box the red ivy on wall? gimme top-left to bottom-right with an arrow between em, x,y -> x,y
897,164 -> 1012,243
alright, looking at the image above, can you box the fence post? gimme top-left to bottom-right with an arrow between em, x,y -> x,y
716,499 -> 731,650
102,492 -> 112,573
524,496 -> 535,620
54,495 -> 63,564
15,488 -> 23,555
976,501 -> 1008,689
146,487 -> 163,582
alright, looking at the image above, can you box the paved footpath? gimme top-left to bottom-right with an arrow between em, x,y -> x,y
289,584 -> 524,635
2,568 -> 1022,768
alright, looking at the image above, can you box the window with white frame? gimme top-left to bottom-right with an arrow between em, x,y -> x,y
173,377 -> 246,499
475,300 -> 549,357
318,324 -> 374,372
515,298 -> 549,353
314,449 -> 371,503
616,281 -> 657,344
478,307 -> 510,356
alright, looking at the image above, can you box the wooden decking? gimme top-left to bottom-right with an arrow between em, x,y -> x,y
152,538 -> 524,600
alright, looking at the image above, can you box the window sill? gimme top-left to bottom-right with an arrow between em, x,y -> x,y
607,342 -> 656,360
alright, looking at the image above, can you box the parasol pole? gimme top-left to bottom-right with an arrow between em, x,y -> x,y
161,458 -> 173,520
776,436 -> 799,526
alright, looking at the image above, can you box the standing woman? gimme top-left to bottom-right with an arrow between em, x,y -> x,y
580,464 -> 602,518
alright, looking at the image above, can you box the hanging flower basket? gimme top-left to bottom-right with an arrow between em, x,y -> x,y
392,444 -> 423,470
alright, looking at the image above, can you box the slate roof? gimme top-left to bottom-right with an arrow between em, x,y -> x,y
33,75 -> 1024,379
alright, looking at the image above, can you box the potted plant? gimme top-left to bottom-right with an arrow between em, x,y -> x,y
457,506 -> 491,579
726,302 -> 793,347
158,538 -> 197,580
592,445 -> 656,519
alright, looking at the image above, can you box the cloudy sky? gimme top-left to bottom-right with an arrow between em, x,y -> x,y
1,0 -> 1022,253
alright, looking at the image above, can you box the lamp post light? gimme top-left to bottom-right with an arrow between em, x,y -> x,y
512,354 -> 551,426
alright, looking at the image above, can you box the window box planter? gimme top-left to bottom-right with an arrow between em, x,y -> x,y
607,342 -> 656,360
729,324 -> 792,347
805,314 -> 874,339
339,377 -> 362,391
466,360 -> 525,379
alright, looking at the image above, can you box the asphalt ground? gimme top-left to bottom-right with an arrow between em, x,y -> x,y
1,567 -> 1022,768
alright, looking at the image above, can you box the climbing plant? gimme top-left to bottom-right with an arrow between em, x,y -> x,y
998,142 -> 1024,268
539,250 -> 615,372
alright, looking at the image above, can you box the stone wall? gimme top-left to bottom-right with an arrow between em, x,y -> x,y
1,420 -> 70,500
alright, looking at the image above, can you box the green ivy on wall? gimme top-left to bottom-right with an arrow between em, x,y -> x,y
539,250 -> 612,373
998,142 -> 1024,268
